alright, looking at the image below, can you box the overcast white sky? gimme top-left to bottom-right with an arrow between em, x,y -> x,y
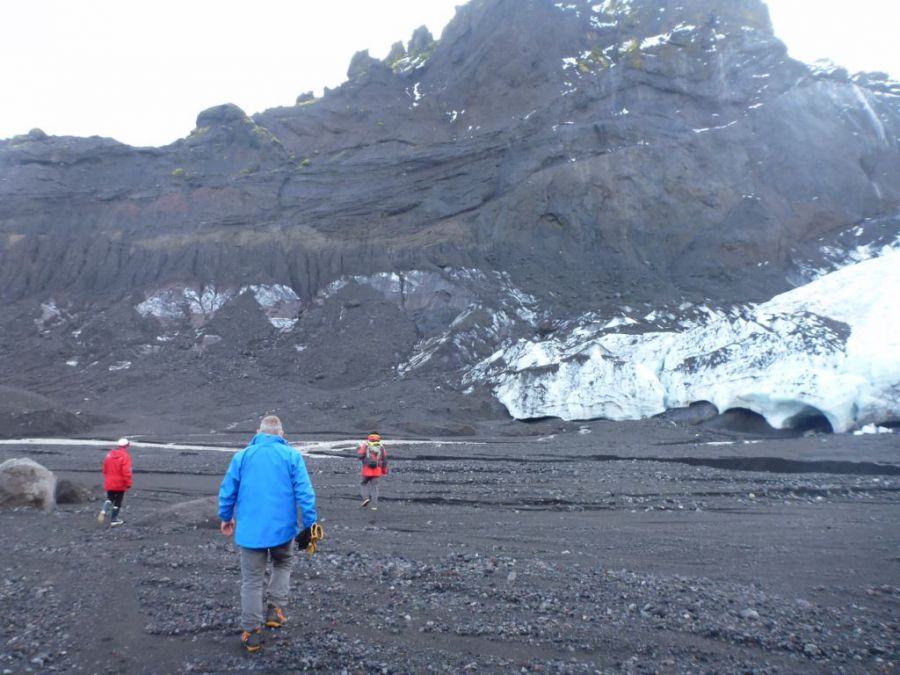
1,0 -> 897,147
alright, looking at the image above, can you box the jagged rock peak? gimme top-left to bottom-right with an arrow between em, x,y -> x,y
408,25 -> 434,55
347,49 -> 390,80
441,0 -> 774,44
385,41 -> 406,66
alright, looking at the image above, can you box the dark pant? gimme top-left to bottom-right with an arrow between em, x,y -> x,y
361,476 -> 380,505
106,490 -> 125,508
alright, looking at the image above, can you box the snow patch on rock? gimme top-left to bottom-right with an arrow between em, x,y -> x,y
311,268 -> 541,377
34,299 -> 68,331
136,285 -> 234,325
136,283 -> 300,331
788,212 -> 900,283
593,0 -> 633,15
641,33 -> 671,50
245,284 -> 300,331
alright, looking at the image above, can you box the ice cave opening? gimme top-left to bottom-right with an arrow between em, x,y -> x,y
783,406 -> 834,434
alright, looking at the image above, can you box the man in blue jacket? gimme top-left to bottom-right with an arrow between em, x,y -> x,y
219,415 -> 318,652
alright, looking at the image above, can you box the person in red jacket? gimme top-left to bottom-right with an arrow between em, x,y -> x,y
358,432 -> 388,510
98,437 -> 133,526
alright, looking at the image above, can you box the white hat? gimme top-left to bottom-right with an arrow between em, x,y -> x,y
117,437 -> 130,446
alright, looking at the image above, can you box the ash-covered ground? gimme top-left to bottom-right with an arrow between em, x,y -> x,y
0,420 -> 898,674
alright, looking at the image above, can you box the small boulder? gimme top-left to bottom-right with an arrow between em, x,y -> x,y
55,479 -> 94,505
0,458 -> 57,511
536,319 -> 556,336
136,496 -> 219,529
739,608 -> 760,621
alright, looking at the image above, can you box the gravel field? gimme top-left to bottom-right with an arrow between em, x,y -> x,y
0,420 -> 898,673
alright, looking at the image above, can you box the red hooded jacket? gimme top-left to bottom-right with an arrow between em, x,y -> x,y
103,446 -> 133,491
358,441 -> 388,478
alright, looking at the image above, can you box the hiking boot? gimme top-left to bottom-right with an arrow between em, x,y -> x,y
265,605 -> 287,628
240,627 -> 263,652
97,500 -> 111,524
361,498 -> 371,508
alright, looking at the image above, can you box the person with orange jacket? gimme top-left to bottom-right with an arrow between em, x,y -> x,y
98,437 -> 133,526
358,432 -> 388,510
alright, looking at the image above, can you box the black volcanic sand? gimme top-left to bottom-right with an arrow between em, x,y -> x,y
0,421 -> 898,674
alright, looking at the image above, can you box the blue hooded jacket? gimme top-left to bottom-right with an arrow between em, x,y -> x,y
218,433 -> 318,549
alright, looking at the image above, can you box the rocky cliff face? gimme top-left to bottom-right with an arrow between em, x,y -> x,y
1,0 -> 898,435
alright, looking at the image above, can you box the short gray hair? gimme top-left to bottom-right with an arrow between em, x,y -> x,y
258,415 -> 284,436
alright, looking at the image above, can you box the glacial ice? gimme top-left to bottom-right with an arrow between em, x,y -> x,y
484,251 -> 900,432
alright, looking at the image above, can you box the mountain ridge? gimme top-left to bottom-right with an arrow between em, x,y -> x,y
1,0 -> 898,435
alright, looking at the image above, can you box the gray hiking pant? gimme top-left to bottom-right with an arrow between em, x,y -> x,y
361,476 -> 380,505
239,540 -> 294,630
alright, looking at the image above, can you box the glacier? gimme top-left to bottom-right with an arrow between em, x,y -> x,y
480,251 -> 900,433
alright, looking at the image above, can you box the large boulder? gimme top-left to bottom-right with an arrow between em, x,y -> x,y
0,458 -> 57,511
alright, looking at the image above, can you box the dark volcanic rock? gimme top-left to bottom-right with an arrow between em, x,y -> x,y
54,479 -> 94,505
407,25 -> 434,56
195,102 -> 248,128
347,49 -> 391,81
0,387 -> 91,439
0,0 -> 899,431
